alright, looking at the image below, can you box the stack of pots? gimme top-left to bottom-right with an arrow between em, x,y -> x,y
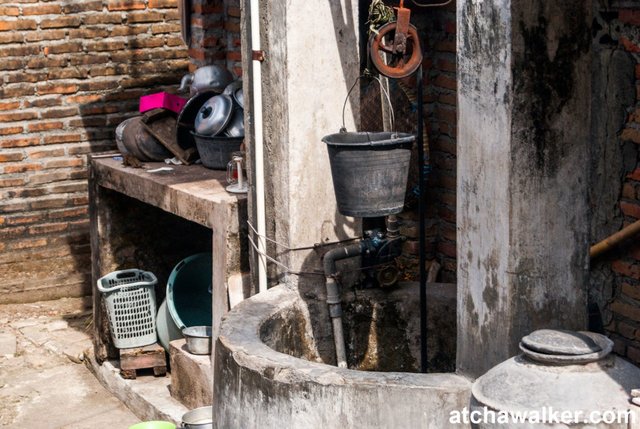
179,66 -> 244,170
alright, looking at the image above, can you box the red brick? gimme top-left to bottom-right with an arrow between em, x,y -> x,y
28,223 -> 68,235
623,283 -> 640,301
151,23 -> 180,34
434,74 -> 457,91
621,201 -> 640,219
617,321 -> 637,339
28,148 -> 65,159
43,134 -> 83,144
0,152 -> 24,162
84,14 -> 123,25
622,128 -> 640,144
0,111 -> 37,122
613,260 -> 640,278
40,16 -> 82,29
62,1 -> 103,13
0,58 -> 25,71
0,32 -> 23,44
228,6 -> 241,17
0,101 -> 20,111
0,6 -> 19,16
623,183 -> 638,199
149,0 -> 177,8
8,238 -> 48,250
107,0 -> 145,11
0,177 -> 26,188
0,137 -> 40,148
44,158 -> 84,169
22,4 -> 62,15
43,42 -> 83,55
437,241 -> 457,258
127,12 -> 164,23
3,163 -> 41,174
0,20 -> 37,32
24,29 -> 67,43
224,21 -> 240,33
620,9 -> 640,26
612,300 -> 640,321
48,207 -> 88,220
629,346 -> 640,364
0,126 -> 23,136
435,40 -> 456,53
27,122 -> 63,132
37,83 -> 79,96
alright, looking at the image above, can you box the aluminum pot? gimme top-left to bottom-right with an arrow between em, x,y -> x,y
178,66 -> 234,96
224,108 -> 244,138
182,326 -> 212,355
180,406 -> 212,429
194,95 -> 233,136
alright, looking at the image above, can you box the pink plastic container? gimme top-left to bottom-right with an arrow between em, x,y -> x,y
139,92 -> 187,114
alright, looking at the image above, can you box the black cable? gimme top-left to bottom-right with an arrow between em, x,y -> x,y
417,64 -> 428,374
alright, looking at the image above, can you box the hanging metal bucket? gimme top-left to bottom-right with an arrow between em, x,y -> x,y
322,75 -> 415,217
322,131 -> 414,217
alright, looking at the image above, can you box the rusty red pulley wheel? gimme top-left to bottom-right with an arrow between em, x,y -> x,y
369,21 -> 423,79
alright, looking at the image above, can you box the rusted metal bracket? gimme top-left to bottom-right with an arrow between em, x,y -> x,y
393,1 -> 411,55
252,50 -> 265,62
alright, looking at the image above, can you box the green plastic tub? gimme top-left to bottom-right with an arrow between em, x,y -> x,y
166,253 -> 213,329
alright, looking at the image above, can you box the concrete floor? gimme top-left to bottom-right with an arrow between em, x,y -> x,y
0,297 -> 140,428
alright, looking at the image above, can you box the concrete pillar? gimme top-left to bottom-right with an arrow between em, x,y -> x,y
456,0 -> 591,378
243,0 -> 361,287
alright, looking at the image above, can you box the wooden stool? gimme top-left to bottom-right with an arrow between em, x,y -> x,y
119,343 -> 167,380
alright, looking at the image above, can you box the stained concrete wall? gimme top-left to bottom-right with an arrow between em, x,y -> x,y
214,285 -> 471,429
457,0 -> 591,377
241,0 -> 362,292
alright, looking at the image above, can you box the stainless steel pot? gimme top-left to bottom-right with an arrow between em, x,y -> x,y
182,326 -> 212,355
181,406 -> 213,429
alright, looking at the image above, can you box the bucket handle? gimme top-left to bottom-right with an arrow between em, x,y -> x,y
341,74 -> 396,134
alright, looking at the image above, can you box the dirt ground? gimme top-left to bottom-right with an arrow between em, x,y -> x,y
0,297 -> 140,428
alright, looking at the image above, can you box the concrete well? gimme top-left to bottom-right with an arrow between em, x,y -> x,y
214,283 -> 471,428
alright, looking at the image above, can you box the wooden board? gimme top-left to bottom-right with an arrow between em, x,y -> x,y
119,343 -> 167,379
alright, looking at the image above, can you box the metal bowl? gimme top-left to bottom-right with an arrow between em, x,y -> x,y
222,80 -> 242,96
181,406 -> 212,429
194,95 -> 233,136
176,90 -> 218,151
233,88 -> 244,109
224,108 -> 244,138
182,326 -> 212,355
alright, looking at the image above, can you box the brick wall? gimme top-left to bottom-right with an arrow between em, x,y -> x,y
416,4 -> 457,283
0,0 -> 240,304
601,6 -> 640,363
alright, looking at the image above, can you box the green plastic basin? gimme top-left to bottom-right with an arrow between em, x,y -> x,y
166,253 -> 213,329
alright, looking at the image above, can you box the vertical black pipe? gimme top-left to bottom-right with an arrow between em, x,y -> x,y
417,64 -> 427,373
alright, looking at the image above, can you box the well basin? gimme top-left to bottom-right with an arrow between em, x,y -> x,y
214,283 -> 471,428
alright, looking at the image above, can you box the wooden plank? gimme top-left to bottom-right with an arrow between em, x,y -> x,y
120,343 -> 166,371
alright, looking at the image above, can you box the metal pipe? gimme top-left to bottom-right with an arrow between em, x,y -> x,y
249,0 -> 268,293
591,219 -> 640,259
323,242 -> 365,368
417,64 -> 427,373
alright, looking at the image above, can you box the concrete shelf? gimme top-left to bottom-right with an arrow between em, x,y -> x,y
89,155 -> 248,363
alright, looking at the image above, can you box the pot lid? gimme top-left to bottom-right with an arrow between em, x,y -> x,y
522,329 -> 601,355
519,329 -> 613,364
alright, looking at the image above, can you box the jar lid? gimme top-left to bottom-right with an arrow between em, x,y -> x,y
520,329 -> 613,364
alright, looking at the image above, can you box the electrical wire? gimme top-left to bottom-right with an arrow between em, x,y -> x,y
246,221 -> 361,252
